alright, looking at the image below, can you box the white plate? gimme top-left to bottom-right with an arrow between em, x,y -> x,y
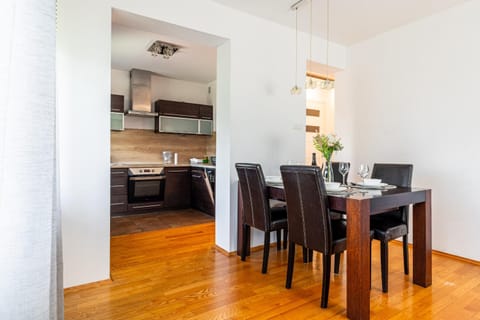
354,182 -> 388,188
265,176 -> 282,184
326,186 -> 347,192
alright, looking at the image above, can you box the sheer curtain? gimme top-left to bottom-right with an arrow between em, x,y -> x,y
0,0 -> 63,319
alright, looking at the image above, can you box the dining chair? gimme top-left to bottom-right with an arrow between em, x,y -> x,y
235,163 -> 288,274
280,165 -> 346,308
370,163 -> 413,293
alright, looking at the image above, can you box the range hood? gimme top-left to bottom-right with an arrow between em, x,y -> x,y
128,69 -> 158,117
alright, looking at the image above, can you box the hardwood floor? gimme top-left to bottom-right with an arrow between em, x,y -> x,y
65,222 -> 480,319
111,209 -> 214,236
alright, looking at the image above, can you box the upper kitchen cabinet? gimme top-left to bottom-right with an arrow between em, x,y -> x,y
199,105 -> 213,120
155,99 -> 213,135
111,94 -> 125,113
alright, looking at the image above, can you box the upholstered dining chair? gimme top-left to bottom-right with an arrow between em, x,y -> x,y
280,165 -> 346,308
236,163 -> 288,274
370,163 -> 413,293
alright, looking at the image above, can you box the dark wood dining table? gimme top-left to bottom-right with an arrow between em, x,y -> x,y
237,184 -> 432,320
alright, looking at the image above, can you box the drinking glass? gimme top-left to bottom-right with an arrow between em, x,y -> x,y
358,164 -> 370,180
338,162 -> 350,186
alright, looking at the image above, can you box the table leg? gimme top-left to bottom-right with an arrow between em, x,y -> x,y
346,198 -> 371,320
413,189 -> 432,287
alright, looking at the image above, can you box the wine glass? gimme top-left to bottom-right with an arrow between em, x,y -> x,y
338,162 -> 350,186
358,164 -> 370,181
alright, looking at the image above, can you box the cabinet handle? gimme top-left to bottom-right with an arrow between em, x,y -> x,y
192,174 -> 203,178
168,169 -> 188,173
112,108 -> 122,112
111,185 -> 126,188
111,171 -> 126,175
111,202 -> 125,206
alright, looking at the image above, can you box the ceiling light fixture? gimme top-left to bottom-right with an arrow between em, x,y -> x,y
319,0 -> 334,90
147,40 -> 179,59
290,6 -> 302,95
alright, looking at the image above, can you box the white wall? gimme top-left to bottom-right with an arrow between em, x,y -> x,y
336,0 -> 480,260
57,0 -> 347,287
111,68 -> 211,129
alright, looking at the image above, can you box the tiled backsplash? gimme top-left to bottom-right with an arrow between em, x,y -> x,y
111,129 -> 216,164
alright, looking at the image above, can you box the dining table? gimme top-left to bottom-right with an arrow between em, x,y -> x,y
237,183 -> 432,320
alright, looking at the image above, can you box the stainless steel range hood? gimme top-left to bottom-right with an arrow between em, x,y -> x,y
128,69 -> 158,117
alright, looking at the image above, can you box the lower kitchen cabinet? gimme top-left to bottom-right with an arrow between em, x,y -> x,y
164,167 -> 191,209
191,168 -> 215,216
110,168 -> 128,215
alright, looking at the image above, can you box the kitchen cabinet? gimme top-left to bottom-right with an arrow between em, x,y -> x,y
155,100 -> 200,118
191,168 -> 215,216
154,99 -> 213,135
111,112 -> 124,131
111,94 -> 124,113
111,168 -> 128,215
164,167 -> 191,208
199,105 -> 213,120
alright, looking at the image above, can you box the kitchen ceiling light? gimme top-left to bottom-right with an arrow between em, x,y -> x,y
147,41 -> 179,59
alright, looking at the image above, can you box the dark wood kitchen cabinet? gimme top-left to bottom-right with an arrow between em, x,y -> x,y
191,168 -> 215,216
110,168 -> 128,215
111,94 -> 124,113
164,167 -> 191,209
155,99 -> 213,120
199,105 -> 213,120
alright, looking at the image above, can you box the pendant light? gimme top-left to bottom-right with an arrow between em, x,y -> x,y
305,0 -> 317,89
290,7 -> 302,95
319,0 -> 334,90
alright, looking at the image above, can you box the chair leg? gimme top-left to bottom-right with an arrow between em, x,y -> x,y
309,249 -> 314,261
241,224 -> 249,261
380,241 -> 389,293
303,246 -> 308,263
262,231 -> 270,274
286,242 -> 296,289
334,252 -> 341,274
403,235 -> 409,275
321,254 -> 332,308
283,229 -> 288,250
276,230 -> 281,250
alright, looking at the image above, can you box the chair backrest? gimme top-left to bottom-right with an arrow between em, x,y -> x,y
235,163 -> 270,231
371,163 -> 413,224
371,163 -> 413,188
332,162 -> 350,183
280,165 -> 332,254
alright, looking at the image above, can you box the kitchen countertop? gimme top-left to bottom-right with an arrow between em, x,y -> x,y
111,162 -> 215,169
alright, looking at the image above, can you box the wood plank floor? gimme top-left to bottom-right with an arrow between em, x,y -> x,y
64,222 -> 480,319
110,209 -> 214,236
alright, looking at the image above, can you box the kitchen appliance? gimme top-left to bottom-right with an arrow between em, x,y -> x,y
127,69 -> 158,117
163,151 -> 173,164
128,167 -> 165,203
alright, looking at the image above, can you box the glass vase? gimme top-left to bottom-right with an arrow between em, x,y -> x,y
322,160 -> 334,182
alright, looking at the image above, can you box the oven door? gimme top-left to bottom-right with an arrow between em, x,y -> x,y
128,175 -> 166,203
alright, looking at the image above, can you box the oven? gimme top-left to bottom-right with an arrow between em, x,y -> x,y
128,167 -> 166,203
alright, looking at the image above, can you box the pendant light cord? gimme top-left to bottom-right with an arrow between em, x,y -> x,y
295,7 -> 299,86
325,0 -> 330,81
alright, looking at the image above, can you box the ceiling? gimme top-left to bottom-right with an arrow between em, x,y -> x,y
112,1 -> 470,82
213,0 -> 471,45
111,10 -> 225,83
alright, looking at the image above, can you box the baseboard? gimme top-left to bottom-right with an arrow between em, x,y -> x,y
215,245 -> 236,256
64,278 -> 112,292
391,240 -> 480,266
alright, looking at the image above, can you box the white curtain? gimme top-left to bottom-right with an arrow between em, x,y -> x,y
0,0 -> 63,319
